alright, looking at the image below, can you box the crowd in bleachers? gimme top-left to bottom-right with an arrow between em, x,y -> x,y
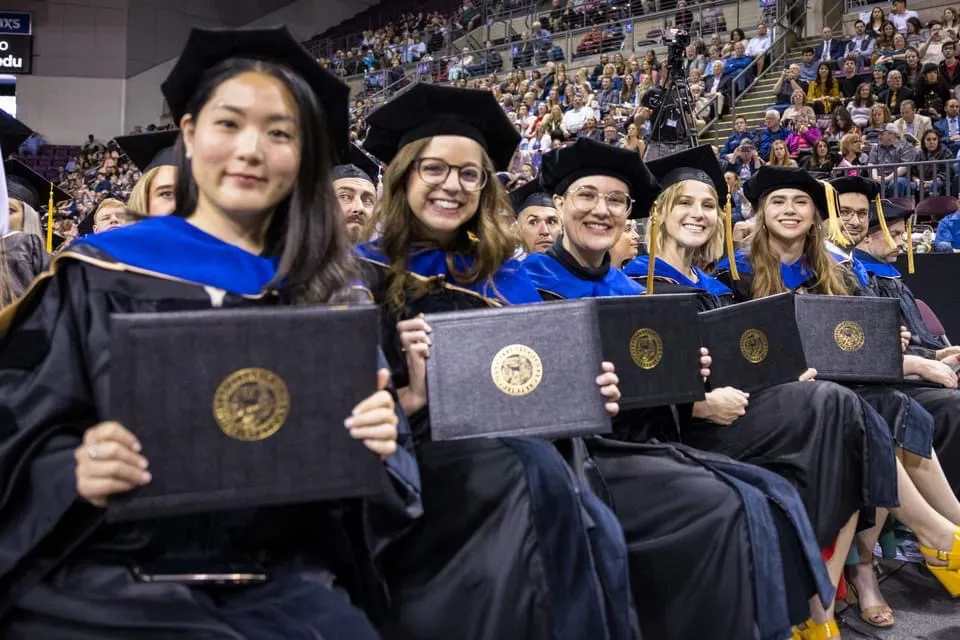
718,3 -> 960,207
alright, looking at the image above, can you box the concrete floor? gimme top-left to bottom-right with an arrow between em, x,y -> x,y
838,561 -> 960,640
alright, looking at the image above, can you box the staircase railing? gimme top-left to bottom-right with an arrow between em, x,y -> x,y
698,0 -> 805,136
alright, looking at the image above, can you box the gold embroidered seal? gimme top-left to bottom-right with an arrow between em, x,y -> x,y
491,344 -> 543,396
739,328 -> 769,364
629,328 -> 663,370
834,320 -> 865,352
213,368 -> 290,441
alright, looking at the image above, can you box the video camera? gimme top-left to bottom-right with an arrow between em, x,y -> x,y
664,28 -> 690,77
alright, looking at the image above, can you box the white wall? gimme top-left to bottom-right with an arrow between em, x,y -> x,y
16,76 -> 124,143
122,58 -> 177,133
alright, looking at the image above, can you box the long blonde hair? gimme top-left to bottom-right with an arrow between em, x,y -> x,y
375,137 -> 519,311
19,202 -> 43,240
0,237 -> 14,306
127,166 -> 161,215
646,181 -> 725,267
748,194 -> 851,298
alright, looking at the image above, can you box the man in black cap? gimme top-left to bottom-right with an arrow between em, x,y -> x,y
331,144 -> 379,243
856,199 -> 960,362
509,179 -> 562,255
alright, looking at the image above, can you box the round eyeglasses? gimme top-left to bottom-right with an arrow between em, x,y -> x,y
414,158 -> 488,192
565,186 -> 634,216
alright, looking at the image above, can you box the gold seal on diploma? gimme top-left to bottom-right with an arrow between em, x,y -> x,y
214,368 -> 290,441
739,329 -> 769,364
834,321 -> 865,352
629,328 -> 663,370
491,344 -> 544,396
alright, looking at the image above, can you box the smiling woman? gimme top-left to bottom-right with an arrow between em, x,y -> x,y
356,84 -> 634,640
0,26 -> 421,640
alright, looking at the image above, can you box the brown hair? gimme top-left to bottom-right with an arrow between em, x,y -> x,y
376,137 -> 519,311
748,194 -> 851,298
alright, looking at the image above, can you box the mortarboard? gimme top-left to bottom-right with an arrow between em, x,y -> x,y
830,175 -> 896,249
362,83 -> 520,171
332,144 -> 381,185
161,26 -> 350,163
5,159 -> 71,210
870,198 -> 912,230
872,198 -> 915,273
744,166 -> 847,248
115,130 -> 179,172
0,110 -> 32,157
644,145 -> 736,289
539,137 -> 659,220
509,179 -> 555,217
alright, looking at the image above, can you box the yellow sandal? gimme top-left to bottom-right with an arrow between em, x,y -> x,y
797,618 -> 841,639
919,527 -> 960,596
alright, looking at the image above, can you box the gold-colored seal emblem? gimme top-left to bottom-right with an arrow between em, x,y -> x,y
834,320 -> 865,352
629,328 -> 663,370
213,368 -> 290,441
739,328 -> 769,364
491,344 -> 544,396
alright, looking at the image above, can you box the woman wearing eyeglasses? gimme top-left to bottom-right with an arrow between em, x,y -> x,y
521,139 -> 832,640
355,84 -> 633,640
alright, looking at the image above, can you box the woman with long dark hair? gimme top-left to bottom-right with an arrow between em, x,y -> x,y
807,62 -> 841,116
0,26 -> 421,639
356,83 -> 633,640
521,139 -> 834,640
915,129 -> 954,196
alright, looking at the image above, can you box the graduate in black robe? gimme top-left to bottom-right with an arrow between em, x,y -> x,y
521,139 -> 833,640
0,27 -> 422,639
1,159 -> 69,303
853,200 -> 960,499
713,166 -> 960,603
356,84 -> 636,640
622,152 -> 916,634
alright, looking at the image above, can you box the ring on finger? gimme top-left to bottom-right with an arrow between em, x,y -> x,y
87,444 -> 100,460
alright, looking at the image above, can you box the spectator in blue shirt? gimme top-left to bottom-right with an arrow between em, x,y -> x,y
799,47 -> 819,81
756,110 -> 790,160
721,116 -> 756,155
934,205 -> 960,250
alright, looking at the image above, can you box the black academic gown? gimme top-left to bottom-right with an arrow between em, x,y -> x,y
0,221 -> 422,640
355,244 -> 636,640
522,244 -> 833,640
857,251 -> 960,496
1,231 -> 49,304
712,254 -> 926,507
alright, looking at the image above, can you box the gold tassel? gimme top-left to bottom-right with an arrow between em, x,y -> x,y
45,183 -> 54,253
821,180 -> 849,247
874,194 -> 896,249
724,193 -> 739,280
645,213 -> 657,295
906,215 -> 915,274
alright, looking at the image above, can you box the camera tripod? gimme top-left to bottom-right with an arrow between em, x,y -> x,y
642,74 -> 701,161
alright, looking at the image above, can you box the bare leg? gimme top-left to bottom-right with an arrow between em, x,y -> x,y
809,511 -> 859,624
901,450 -> 960,524
846,509 -> 895,626
889,457 -> 958,559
